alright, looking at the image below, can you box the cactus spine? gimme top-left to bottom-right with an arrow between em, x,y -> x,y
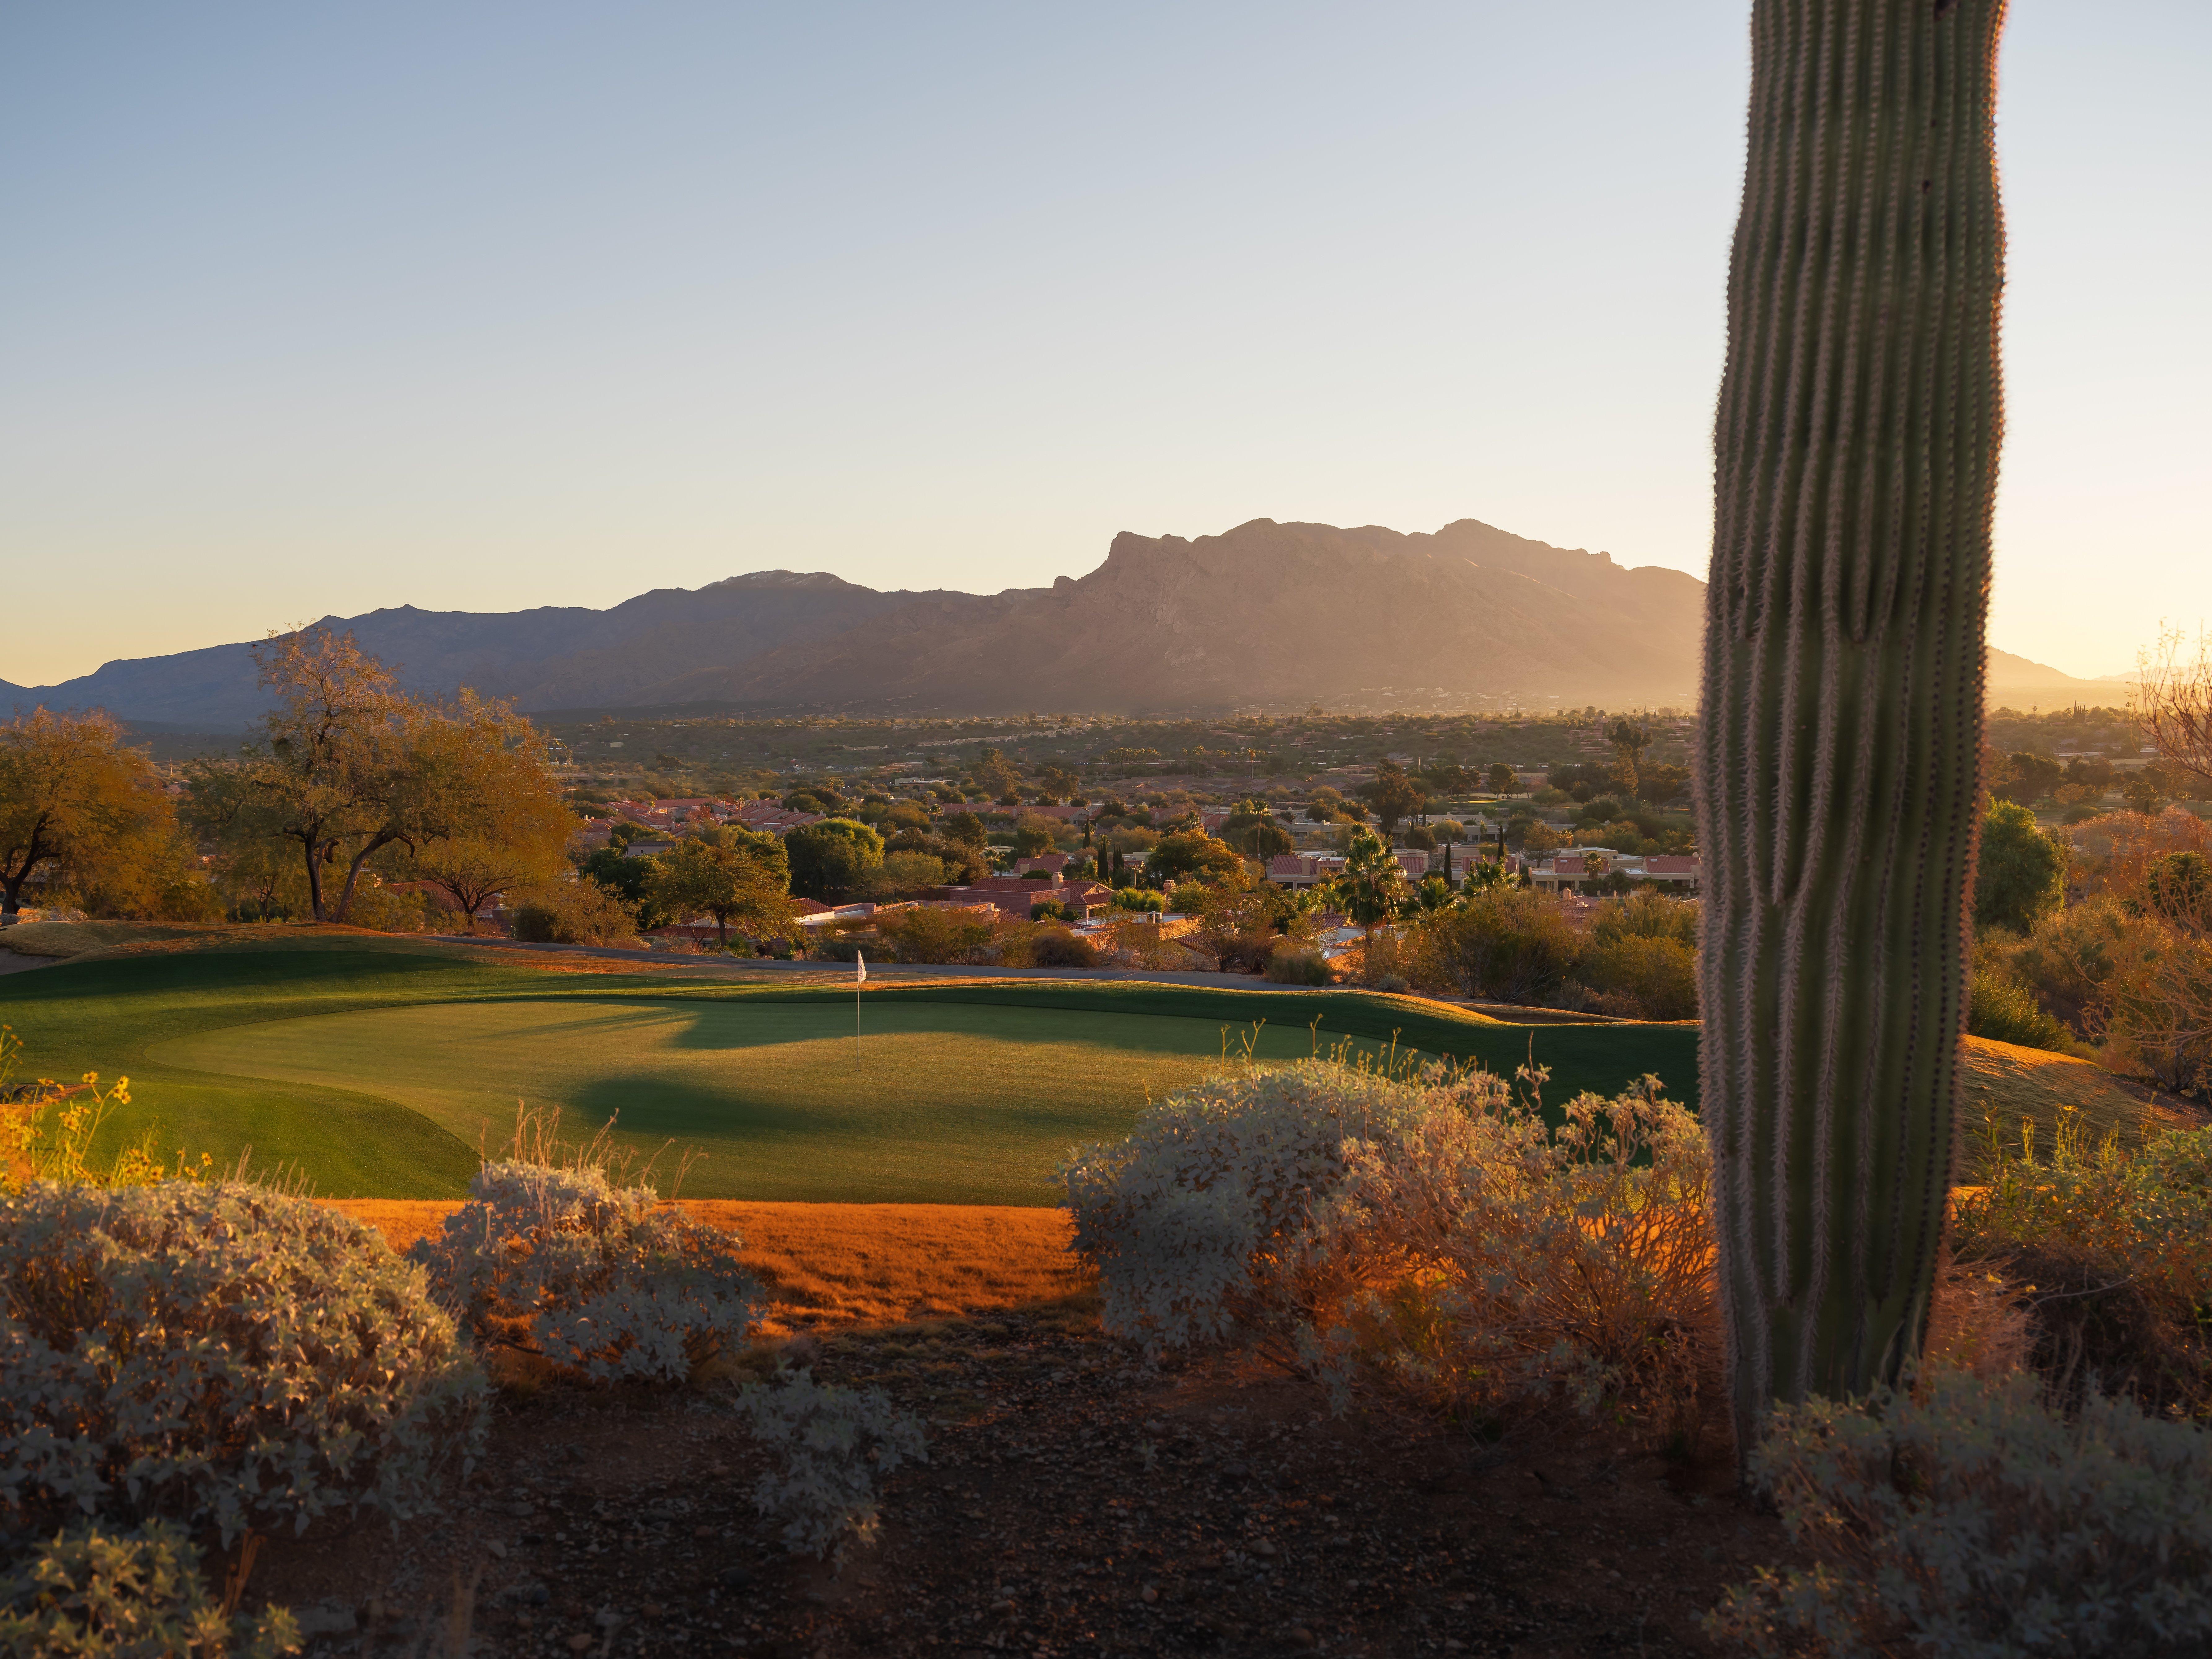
1695,0 -> 2006,1455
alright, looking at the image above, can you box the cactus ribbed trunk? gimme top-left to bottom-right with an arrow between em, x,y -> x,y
1696,0 -> 2005,1458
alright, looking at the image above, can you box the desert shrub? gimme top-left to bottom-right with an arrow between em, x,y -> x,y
1580,934 -> 1698,1020
809,933 -> 868,963
1059,1060 -> 1435,1355
1952,1118 -> 2212,1415
1026,927 -> 1096,968
0,1519 -> 301,1657
508,881 -> 640,947
411,1159 -> 760,1384
0,1182 -> 486,1545
1264,946 -> 1330,985
1423,889 -> 1581,1005
1588,890 -> 1698,951
1373,972 -> 1409,994
1060,1060 -> 1713,1433
737,1370 -> 928,1559
1707,1369 -> 2212,1658
877,907 -> 992,965
1967,967 -> 2070,1051
2007,894 -> 2132,1036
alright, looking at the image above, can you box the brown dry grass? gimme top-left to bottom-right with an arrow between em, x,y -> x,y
324,1198 -> 1089,1332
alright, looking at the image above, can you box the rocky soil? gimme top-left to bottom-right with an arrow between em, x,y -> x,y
252,1298 -> 1784,1658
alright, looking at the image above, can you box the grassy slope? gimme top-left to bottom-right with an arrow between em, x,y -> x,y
1,929 -> 2178,1202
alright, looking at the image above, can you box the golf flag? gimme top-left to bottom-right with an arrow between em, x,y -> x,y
855,950 -> 867,983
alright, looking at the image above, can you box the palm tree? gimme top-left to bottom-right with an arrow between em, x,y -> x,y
1326,826 -> 1409,953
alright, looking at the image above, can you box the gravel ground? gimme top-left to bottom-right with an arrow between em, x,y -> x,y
252,1300 -> 1783,1658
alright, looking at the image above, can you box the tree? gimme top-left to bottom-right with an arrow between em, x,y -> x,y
1326,826 -> 1408,950
973,747 -> 1019,799
1036,764 -> 1081,803
206,628 -> 552,926
1222,817 -> 1293,859
1145,830 -> 1243,888
2122,776 -> 2163,816
0,709 -> 169,923
1010,813 -> 1062,859
1486,763 -> 1519,798
645,826 -> 792,947
1359,762 -> 1427,838
1695,0 -> 2005,1460
1990,751 -> 2064,804
943,811 -> 987,848
1973,801 -> 2067,935
1607,719 -> 1653,799
403,718 -> 574,932
783,818 -> 884,901
2132,625 -> 2212,798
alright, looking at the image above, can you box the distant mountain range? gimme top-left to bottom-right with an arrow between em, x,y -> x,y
0,517 -> 2116,728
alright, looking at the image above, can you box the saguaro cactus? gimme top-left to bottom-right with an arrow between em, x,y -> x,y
1695,0 -> 2006,1455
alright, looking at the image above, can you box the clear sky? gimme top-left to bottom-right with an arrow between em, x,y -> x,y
3,2 -> 2205,688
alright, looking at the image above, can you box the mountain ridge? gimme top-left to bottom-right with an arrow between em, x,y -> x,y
0,518 -> 2116,726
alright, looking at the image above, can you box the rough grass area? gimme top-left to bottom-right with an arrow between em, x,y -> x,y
330,1199 -> 1086,1329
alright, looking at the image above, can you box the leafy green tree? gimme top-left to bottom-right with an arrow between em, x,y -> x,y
1145,831 -> 1243,887
1359,761 -> 1427,837
783,818 -> 884,901
646,827 -> 792,947
1222,817 -> 1293,859
1036,764 -> 1081,803
943,811 -> 987,847
1973,801 -> 2068,934
1486,763 -> 1519,798
1991,751 -> 2065,804
2122,776 -> 2163,816
1011,813 -> 1062,858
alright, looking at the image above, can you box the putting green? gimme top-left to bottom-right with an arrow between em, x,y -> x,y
0,931 -> 1701,1204
149,998 -> 1339,1206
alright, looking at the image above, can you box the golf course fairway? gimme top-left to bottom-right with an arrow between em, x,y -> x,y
0,929 -> 1709,1202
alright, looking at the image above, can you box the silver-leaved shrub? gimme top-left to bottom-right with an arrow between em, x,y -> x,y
737,1369 -> 928,1558
1057,1058 -> 1440,1356
0,1182 -> 486,1546
411,1161 -> 761,1382
1708,1367 -> 2212,1658
1060,1058 -> 1714,1432
0,1519 -> 301,1658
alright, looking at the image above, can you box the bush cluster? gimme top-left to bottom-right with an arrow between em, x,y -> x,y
1952,1118 -> 2212,1416
1403,888 -> 1697,1018
737,1369 -> 929,1559
1708,1369 -> 2212,1658
1059,1058 -> 1713,1434
0,1181 -> 486,1545
0,1520 -> 301,1657
411,1160 -> 761,1383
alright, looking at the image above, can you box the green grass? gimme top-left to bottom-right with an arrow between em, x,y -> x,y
0,933 -> 1699,1204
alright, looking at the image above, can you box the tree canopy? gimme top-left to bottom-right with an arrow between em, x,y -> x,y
1973,800 -> 2067,934
784,817 -> 884,901
0,709 -> 177,921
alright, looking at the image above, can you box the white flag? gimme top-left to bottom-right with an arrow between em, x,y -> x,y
855,950 -> 867,983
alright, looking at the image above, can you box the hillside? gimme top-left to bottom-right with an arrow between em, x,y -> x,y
0,516 -> 2104,724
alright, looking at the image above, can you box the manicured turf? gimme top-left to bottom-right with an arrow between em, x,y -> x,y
0,933 -> 1701,1203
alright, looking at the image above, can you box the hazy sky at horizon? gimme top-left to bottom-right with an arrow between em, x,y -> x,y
4,2 -> 2205,688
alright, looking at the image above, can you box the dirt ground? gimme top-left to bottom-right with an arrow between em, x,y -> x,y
245,1291 -> 1786,1659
